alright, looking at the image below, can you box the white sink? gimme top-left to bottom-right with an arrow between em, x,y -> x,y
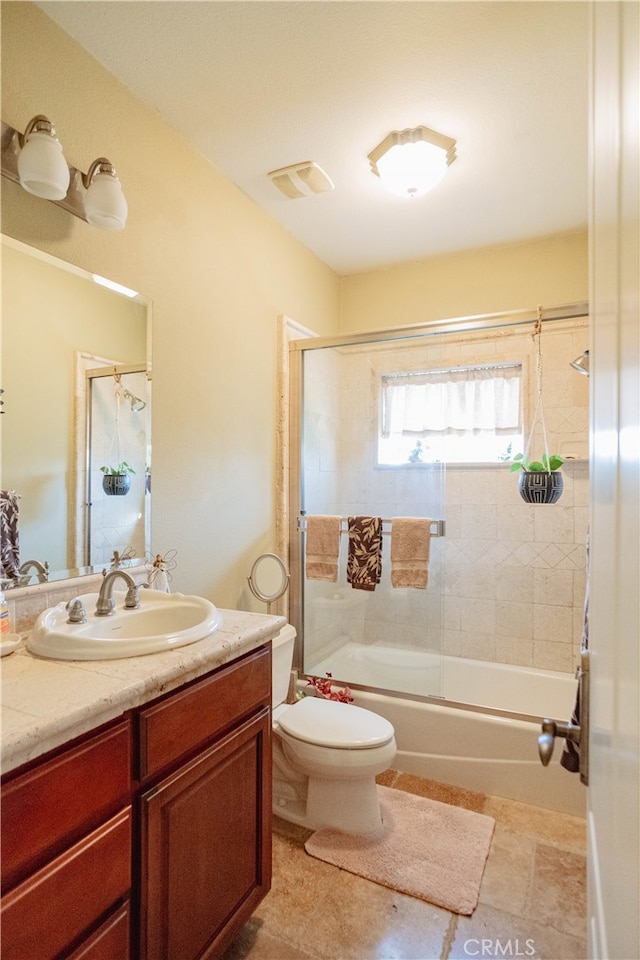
28,589 -> 223,660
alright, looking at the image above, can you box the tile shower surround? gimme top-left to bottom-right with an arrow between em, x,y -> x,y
301,319 -> 589,674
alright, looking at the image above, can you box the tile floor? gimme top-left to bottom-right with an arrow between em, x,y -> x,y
222,770 -> 587,960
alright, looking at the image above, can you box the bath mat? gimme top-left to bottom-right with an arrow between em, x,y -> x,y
304,785 -> 495,915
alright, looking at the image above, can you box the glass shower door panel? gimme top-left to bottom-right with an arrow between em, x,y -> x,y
300,342 -> 444,699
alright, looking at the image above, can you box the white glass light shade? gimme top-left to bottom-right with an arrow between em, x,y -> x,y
17,130 -> 70,200
84,172 -> 128,230
375,140 -> 448,198
369,125 -> 456,200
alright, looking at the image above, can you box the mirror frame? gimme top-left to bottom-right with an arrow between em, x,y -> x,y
247,553 -> 290,608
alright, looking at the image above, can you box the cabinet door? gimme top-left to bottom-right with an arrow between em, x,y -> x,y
139,708 -> 271,960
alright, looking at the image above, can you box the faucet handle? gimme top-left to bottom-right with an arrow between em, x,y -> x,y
66,598 -> 87,624
124,584 -> 140,609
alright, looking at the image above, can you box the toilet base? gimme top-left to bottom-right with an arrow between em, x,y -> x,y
273,772 -> 385,836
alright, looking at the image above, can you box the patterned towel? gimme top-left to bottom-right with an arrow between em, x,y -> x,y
347,516 -> 382,592
0,490 -> 20,580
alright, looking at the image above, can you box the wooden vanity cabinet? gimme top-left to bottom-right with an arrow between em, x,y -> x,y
0,644 -> 272,960
136,645 -> 272,960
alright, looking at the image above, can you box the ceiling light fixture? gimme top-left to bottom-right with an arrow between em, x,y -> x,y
1,116 -> 128,230
368,125 -> 456,199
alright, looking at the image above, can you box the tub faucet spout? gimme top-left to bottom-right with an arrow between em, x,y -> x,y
96,570 -> 140,617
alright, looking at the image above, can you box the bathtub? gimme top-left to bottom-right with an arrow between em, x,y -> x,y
306,642 -> 586,817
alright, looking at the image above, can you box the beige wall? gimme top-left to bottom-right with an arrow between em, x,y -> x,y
1,3 -> 341,608
340,231 -> 588,332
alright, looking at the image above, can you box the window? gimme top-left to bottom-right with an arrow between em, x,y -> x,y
378,362 -> 523,465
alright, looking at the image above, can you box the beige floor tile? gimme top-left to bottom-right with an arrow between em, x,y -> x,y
478,825 -> 537,916
221,918 -> 316,959
449,903 -> 587,960
482,795 -> 587,852
226,780 -> 588,960
525,843 -> 587,940
392,773 -> 487,813
302,864 -> 451,960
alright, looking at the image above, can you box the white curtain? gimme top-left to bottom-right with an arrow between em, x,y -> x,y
381,363 -> 522,437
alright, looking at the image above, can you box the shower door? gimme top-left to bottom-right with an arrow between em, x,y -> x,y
294,335 -> 445,699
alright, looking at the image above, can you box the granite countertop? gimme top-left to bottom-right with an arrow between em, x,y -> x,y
1,609 -> 285,776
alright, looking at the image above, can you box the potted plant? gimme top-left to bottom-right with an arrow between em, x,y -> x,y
101,460 -> 136,496
509,452 -> 564,504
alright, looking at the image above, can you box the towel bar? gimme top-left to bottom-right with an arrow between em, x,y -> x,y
297,516 -> 446,538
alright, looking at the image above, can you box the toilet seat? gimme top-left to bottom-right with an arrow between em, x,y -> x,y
277,696 -> 394,749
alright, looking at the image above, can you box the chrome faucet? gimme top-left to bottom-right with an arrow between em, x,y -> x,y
18,559 -> 49,582
95,570 -> 141,617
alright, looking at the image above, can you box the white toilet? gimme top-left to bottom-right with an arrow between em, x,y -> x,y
271,625 -> 396,835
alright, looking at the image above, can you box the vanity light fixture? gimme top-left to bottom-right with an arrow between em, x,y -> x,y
368,125 -> 457,199
15,115 -> 70,200
1,116 -> 128,230
83,158 -> 128,230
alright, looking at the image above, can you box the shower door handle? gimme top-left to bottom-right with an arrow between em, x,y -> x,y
537,650 -> 589,785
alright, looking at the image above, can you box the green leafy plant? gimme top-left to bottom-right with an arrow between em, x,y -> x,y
509,453 -> 564,473
100,460 -> 136,476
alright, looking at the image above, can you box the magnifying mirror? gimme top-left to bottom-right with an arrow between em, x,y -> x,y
247,553 -> 290,613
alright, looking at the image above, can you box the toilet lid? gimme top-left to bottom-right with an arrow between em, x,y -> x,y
278,696 -> 394,749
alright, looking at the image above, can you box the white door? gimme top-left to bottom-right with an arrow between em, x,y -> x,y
588,3 -> 640,957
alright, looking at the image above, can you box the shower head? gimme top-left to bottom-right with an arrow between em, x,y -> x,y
122,389 -> 146,412
570,350 -> 590,377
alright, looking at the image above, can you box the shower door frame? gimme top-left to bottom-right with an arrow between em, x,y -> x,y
287,300 -> 589,677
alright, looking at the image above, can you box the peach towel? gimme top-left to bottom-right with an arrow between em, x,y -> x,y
305,515 -> 341,581
390,517 -> 431,589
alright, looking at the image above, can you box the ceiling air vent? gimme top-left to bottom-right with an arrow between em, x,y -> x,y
267,161 -> 334,199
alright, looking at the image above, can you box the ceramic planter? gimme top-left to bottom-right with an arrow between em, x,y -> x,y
102,474 -> 131,496
518,470 -> 563,504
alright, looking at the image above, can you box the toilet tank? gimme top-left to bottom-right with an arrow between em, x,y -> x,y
271,624 -> 296,708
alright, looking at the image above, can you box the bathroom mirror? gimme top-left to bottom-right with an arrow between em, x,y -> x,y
248,553 -> 290,612
0,235 -> 152,588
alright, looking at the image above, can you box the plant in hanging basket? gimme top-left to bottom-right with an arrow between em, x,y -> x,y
508,453 -> 564,473
100,460 -> 136,496
509,453 -> 564,504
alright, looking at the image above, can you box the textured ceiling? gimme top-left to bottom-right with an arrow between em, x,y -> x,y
38,1 -> 589,276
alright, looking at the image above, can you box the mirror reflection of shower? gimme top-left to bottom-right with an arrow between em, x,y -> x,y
85,365 -> 151,568
119,387 -> 146,412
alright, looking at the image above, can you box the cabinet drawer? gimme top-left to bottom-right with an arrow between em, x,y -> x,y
1,719 -> 131,891
0,807 -> 131,960
138,645 -> 270,779
67,901 -> 130,960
